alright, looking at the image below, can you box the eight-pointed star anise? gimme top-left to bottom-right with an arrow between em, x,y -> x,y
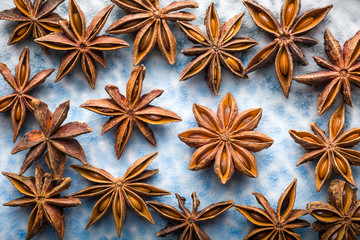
80,65 -> 182,159
2,164 -> 81,240
289,102 -> 360,192
243,0 -> 332,97
235,179 -> 310,240
106,0 -> 198,65
0,46 -> 55,142
147,191 -> 234,239
178,3 -> 258,95
11,99 -> 93,180
178,92 -> 273,184
70,152 -> 170,238
35,0 -> 129,89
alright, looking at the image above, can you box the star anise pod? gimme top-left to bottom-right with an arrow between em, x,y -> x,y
106,0 -> 198,65
178,92 -> 273,184
0,46 -> 55,142
307,179 -> 360,240
11,99 -> 93,179
80,65 -> 182,159
70,152 -> 170,238
243,0 -> 332,97
235,178 -> 310,240
2,164 -> 81,240
178,3 -> 258,95
35,0 -> 129,89
289,102 -> 360,192
147,191 -> 234,239
294,29 -> 360,116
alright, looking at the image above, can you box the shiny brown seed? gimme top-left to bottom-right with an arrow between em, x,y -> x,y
20,64 -> 26,86
295,17 -> 314,31
188,29 -> 205,42
160,207 -> 181,218
303,136 -> 320,144
188,133 -> 209,139
233,148 -> 251,170
220,151 -> 227,175
88,171 -> 108,181
132,186 -> 151,193
285,3 -> 295,26
280,50 -> 289,76
224,105 -> 231,126
201,207 -> 222,218
332,118 -> 342,134
329,231 -> 338,240
200,113 -> 217,130
258,12 -> 276,30
313,210 -> 334,217
210,18 -> 217,39
252,231 -> 268,240
353,206 -> 360,217
319,159 -> 329,179
160,25 -> 170,50
334,157 -> 347,173
250,211 -> 268,222
226,57 -> 241,72
342,133 -> 359,142
343,184 -> 351,212
16,26 -> 28,37
139,27 -> 154,51
239,138 -> 262,143
15,103 -> 21,121
258,48 -> 273,61
224,26 -> 235,42
72,13 -> 82,35
115,199 -> 122,216
144,115 -> 162,121
0,98 -> 13,109
128,194 -> 142,211
98,197 -> 110,212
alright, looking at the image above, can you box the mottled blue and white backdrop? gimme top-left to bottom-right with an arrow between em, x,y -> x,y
0,0 -> 359,239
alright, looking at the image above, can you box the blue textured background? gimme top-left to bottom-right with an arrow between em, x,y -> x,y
0,0 -> 359,239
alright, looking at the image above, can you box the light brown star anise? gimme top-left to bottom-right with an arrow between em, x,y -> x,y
2,164 -> 81,240
178,92 -> 273,184
147,191 -> 234,239
35,0 -> 129,89
294,29 -> 360,116
70,152 -> 170,238
11,99 -> 93,179
0,46 -> 55,142
80,65 -> 182,159
178,3 -> 258,95
235,179 -> 310,240
289,102 -> 360,192
243,0 -> 332,97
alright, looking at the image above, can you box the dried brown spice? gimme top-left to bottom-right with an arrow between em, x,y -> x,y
35,0 -> 129,89
178,3 -> 258,95
289,102 -> 360,192
80,65 -> 182,159
294,29 -> 360,116
2,164 -> 81,240
178,92 -> 273,184
11,99 -> 93,180
106,0 -> 198,65
71,152 -> 170,238
243,0 -> 332,97
235,179 -> 310,240
147,191 -> 234,239
0,46 -> 55,142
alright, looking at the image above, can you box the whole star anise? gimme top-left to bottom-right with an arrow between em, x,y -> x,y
147,191 -> 234,239
0,46 -> 55,142
235,179 -> 310,240
2,164 -> 81,240
243,0 -> 332,97
106,0 -> 198,65
35,0 -> 129,89
178,92 -> 273,184
11,99 -> 93,179
294,29 -> 360,116
178,3 -> 258,95
289,102 -> 360,192
80,65 -> 182,159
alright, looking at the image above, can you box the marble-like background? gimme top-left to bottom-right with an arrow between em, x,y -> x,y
0,0 -> 359,239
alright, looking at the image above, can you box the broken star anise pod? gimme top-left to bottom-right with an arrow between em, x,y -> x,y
11,99 -> 93,180
0,46 -> 55,142
289,102 -> 360,192
243,0 -> 333,97
178,92 -> 273,184
235,178 -> 310,240
70,152 -> 170,238
147,191 -> 234,239
294,29 -> 360,116
35,0 -> 129,89
178,3 -> 258,95
2,164 -> 81,240
80,65 -> 182,159
106,0 -> 198,65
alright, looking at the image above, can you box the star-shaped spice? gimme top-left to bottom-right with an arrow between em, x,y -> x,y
106,0 -> 198,65
289,102 -> 360,192
243,0 -> 332,97
35,0 -> 129,89
71,152 -> 170,238
80,65 -> 182,159
147,191 -> 234,239
12,99 -> 93,179
294,29 -> 360,116
0,46 -> 55,142
235,179 -> 310,240
178,3 -> 258,95
2,164 -> 81,240
307,179 -> 360,240
178,92 -> 273,184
